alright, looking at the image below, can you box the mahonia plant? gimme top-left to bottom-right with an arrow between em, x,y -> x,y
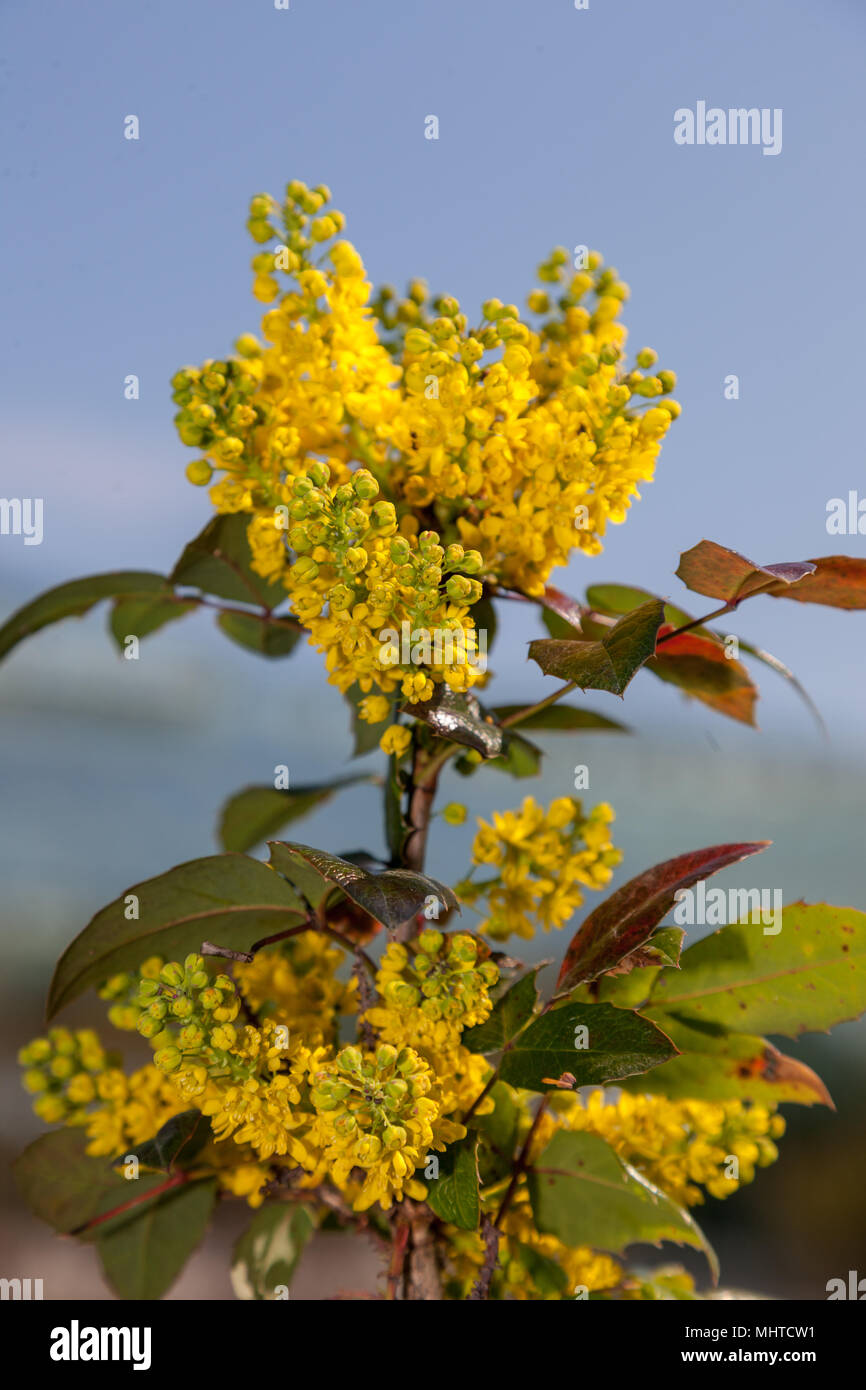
7,179 -> 866,1301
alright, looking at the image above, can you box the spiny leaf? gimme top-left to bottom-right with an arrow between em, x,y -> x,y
268,841 -> 459,931
48,855 -> 306,1018
646,902 -> 866,1038
557,841 -> 770,991
528,600 -> 665,697
218,775 -> 373,853
0,571 -> 170,662
497,1001 -> 677,1091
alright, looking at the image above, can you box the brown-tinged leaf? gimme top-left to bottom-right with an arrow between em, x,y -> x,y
649,626 -> 758,726
676,541 -> 816,603
767,555 -> 866,610
557,841 -> 771,991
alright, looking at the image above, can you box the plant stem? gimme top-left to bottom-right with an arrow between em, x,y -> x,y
494,1098 -> 549,1229
499,680 -> 577,729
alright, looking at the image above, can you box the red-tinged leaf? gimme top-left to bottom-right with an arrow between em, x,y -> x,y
767,555 -> 866,610
649,626 -> 758,727
539,585 -> 587,630
528,600 -> 665,697
676,541 -> 816,603
556,841 -> 771,991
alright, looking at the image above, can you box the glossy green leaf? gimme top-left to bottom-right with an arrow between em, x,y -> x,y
528,600 -> 665,696
586,584 -> 692,628
647,902 -> 866,1038
273,841 -> 459,932
0,571 -> 169,662
231,1204 -> 316,1300
425,1138 -> 480,1230
528,1131 -> 717,1277
405,687 -> 503,757
48,854 -> 306,1018
497,1001 -> 677,1091
219,776 -> 372,853
97,1178 -> 217,1300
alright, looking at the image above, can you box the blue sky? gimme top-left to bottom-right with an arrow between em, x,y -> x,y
1,0 -> 865,748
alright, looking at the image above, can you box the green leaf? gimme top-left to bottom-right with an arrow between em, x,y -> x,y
528,1131 -> 717,1277
97,1178 -> 217,1300
266,842 -> 341,910
528,600 -> 665,696
425,1138 -> 480,1230
676,541 -> 816,603
619,1014 -> 834,1108
170,512 -> 287,609
271,841 -> 459,932
586,584 -> 692,628
219,776 -> 373,853
497,1001 -> 677,1091
462,966 -> 543,1053
216,610 -> 302,657
231,1204 -> 316,1300
473,1082 -> 520,1158
492,704 -> 629,733
556,841 -> 771,991
646,902 -> 866,1038
109,594 -> 197,648
48,854 -> 306,1018
112,1111 -> 211,1174
0,571 -> 170,662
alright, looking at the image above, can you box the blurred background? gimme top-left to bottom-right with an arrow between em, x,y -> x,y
1,0 -> 864,1299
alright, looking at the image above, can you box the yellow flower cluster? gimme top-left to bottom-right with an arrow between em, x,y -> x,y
232,932 -> 357,1044
173,181 -> 679,722
456,795 -> 622,939
364,929 -> 499,1049
552,1089 -> 785,1206
444,1217 -> 624,1302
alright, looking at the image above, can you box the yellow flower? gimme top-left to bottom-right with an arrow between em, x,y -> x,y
380,724 -> 412,757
